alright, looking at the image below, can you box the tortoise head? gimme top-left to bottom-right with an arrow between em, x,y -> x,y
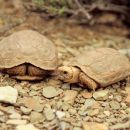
58,66 -> 80,83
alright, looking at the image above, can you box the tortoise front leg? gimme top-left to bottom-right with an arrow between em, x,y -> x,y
79,72 -> 98,90
5,64 -> 26,76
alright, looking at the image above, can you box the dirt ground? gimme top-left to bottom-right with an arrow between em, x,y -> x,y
0,1 -> 130,130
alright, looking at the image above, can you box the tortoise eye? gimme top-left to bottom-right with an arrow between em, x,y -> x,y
63,71 -> 68,74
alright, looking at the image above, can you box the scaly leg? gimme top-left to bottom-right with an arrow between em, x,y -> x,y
79,72 -> 98,90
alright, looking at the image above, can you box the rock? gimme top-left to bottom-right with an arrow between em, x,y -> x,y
118,49 -> 128,55
0,116 -> 6,123
0,106 -> 13,114
88,109 -> 99,116
126,108 -> 130,114
61,83 -> 70,90
120,110 -> 126,114
16,124 -> 39,130
65,112 -> 70,118
68,108 -> 77,115
20,106 -> 32,115
9,112 -> 21,119
91,102 -> 101,109
71,85 -> 82,91
22,116 -> 30,120
42,86 -> 63,98
0,111 -> 4,116
30,111 -> 43,123
30,84 -> 40,91
29,90 -> 38,96
119,49 -> 130,58
110,101 -> 120,110
19,97 -> 43,112
0,86 -> 18,104
82,122 -> 108,130
125,93 -> 130,104
56,111 -> 65,119
97,114 -> 107,119
78,99 -> 96,116
6,119 -> 27,125
84,99 -> 95,109
44,107 -> 55,121
62,102 -> 70,111
114,95 -> 122,102
121,102 -> 127,109
125,84 -> 130,92
73,127 -> 82,130
109,95 -> 113,99
63,90 -> 78,104
60,121 -> 71,130
76,98 -> 85,104
103,111 -> 110,116
81,92 -> 92,99
93,90 -> 109,101
56,101 -> 63,109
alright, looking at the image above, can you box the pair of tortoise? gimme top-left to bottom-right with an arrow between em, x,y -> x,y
0,30 -> 130,90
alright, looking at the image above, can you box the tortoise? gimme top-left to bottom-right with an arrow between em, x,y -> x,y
58,48 -> 130,90
0,30 -> 58,81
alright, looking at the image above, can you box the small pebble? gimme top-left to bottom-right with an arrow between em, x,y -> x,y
114,95 -> 122,102
103,111 -> 110,116
125,84 -> 130,92
19,97 -> 43,112
126,108 -> 130,114
88,109 -> 99,116
6,119 -> 27,125
16,124 -> 39,130
42,86 -> 63,98
109,101 -> 120,110
68,108 -> 77,115
30,111 -> 43,123
9,112 -> 21,119
0,86 -> 18,104
73,127 -> 82,130
82,122 -> 108,130
84,99 -> 95,109
56,111 -> 65,119
0,111 -> 4,116
60,121 -> 71,130
125,93 -> 130,104
81,92 -> 92,99
44,107 -> 55,121
20,106 -> 32,115
63,90 -> 78,104
93,90 -> 109,101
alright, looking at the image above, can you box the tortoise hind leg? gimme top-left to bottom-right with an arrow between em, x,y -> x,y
79,72 -> 98,90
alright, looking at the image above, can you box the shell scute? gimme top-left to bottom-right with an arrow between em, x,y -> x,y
71,48 -> 130,86
0,30 -> 57,70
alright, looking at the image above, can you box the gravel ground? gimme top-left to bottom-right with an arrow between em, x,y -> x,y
0,1 -> 130,130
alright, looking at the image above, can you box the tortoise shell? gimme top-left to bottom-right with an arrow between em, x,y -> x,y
70,48 -> 130,87
0,30 -> 57,80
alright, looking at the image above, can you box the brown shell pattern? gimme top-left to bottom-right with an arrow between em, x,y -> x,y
0,30 -> 58,70
70,48 -> 130,86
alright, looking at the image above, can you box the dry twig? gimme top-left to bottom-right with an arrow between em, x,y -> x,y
74,0 -> 92,20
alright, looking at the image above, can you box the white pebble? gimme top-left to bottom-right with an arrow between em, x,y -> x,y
0,86 -> 18,104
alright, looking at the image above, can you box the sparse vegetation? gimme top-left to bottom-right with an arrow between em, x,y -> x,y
24,0 -> 130,24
